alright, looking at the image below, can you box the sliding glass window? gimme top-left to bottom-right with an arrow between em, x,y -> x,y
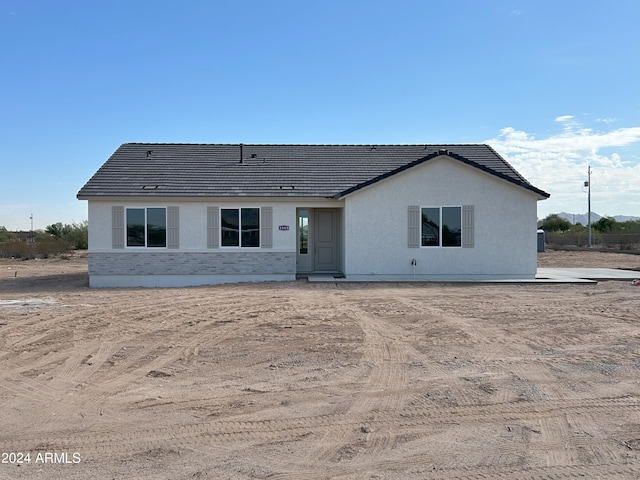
221,208 -> 260,247
126,208 -> 166,247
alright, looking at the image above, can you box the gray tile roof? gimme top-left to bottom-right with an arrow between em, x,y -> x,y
77,143 -> 550,199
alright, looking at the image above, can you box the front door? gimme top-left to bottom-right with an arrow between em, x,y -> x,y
314,208 -> 340,272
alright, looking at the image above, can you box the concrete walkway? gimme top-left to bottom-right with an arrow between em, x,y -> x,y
536,268 -> 640,282
307,268 -> 640,284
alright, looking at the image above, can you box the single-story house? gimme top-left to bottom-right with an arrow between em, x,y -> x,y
77,143 -> 549,287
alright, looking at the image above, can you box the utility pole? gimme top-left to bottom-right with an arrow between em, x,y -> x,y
586,167 -> 592,247
30,213 -> 34,243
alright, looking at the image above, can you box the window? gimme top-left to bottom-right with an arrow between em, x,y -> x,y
126,207 -> 167,247
298,209 -> 308,254
421,206 -> 461,247
221,208 -> 260,247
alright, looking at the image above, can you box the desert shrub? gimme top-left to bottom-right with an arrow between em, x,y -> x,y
0,237 -> 72,259
598,233 -> 640,251
36,237 -> 71,258
545,231 -> 589,248
0,240 -> 35,258
545,231 -> 640,252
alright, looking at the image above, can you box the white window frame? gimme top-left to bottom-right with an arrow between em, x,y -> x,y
125,206 -> 168,249
420,205 -> 463,248
219,206 -> 261,249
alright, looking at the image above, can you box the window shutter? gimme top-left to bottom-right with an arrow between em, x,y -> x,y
408,205 -> 420,248
112,206 -> 124,249
462,205 -> 474,248
167,206 -> 179,249
207,206 -> 219,248
261,206 -> 273,249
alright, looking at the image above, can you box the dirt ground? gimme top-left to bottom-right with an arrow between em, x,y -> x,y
1,250 -> 639,479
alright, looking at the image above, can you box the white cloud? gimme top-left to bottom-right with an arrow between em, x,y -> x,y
485,120 -> 640,218
596,117 -> 617,124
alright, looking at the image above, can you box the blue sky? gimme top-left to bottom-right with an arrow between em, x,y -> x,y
1,0 -> 639,231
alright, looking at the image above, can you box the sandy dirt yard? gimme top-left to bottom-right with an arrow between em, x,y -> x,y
1,250 -> 639,479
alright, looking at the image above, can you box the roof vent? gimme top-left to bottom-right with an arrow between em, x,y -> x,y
251,153 -> 257,158
370,145 -> 377,151
438,149 -> 449,155
142,185 -> 159,190
146,150 -> 153,157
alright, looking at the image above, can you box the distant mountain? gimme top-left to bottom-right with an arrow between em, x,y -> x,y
556,212 -> 640,225
613,215 -> 640,222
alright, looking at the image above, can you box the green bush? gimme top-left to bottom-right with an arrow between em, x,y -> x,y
540,214 -> 572,232
44,220 -> 88,249
0,226 -> 15,242
66,221 -> 88,249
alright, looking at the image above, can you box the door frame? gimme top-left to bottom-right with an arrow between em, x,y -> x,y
296,207 -> 342,274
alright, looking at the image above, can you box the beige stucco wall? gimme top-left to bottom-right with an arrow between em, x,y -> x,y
343,156 -> 541,280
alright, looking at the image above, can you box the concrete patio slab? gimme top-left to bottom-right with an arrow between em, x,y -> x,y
536,267 -> 640,281
306,268 -> 640,284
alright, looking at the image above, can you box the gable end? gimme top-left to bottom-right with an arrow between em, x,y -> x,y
336,150 -> 550,199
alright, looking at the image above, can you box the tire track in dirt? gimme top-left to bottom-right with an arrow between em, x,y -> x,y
391,292 -> 634,406
288,397 -> 639,478
302,302 -> 412,465
88,289 -> 322,407
5,396 -> 637,470
62,317 -> 261,412
0,370 -> 60,405
296,291 -> 636,471
393,294 -> 534,361
3,276 -> 640,478
1,377 -> 638,477
379,294 -> 548,409
420,463 -> 640,480
0,293 -> 267,417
